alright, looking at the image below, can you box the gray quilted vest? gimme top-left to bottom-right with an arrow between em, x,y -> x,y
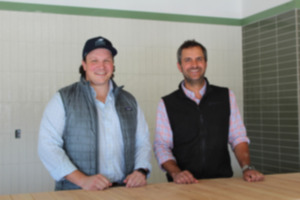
55,77 -> 137,190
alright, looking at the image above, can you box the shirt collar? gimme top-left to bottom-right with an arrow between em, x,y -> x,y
90,80 -> 114,102
181,80 -> 207,101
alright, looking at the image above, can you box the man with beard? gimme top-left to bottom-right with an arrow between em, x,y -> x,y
154,40 -> 264,184
38,36 -> 151,191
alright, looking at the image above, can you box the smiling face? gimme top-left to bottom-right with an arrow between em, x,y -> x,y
177,46 -> 207,87
82,48 -> 114,88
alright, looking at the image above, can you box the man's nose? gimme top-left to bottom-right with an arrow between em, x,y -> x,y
191,59 -> 199,67
96,62 -> 105,69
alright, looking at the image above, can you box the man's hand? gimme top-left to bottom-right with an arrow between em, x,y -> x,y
243,169 -> 264,182
123,170 -> 147,188
171,170 -> 198,184
80,174 -> 112,190
234,142 -> 264,182
65,170 -> 112,191
162,160 -> 198,184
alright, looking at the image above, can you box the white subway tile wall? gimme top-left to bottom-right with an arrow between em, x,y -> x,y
0,10 -> 243,194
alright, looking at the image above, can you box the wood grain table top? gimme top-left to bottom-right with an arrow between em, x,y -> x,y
1,172 -> 300,200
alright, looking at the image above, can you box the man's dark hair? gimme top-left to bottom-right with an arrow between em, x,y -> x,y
79,57 -> 87,78
177,40 -> 208,64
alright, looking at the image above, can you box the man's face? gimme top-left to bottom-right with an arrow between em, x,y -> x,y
177,46 -> 207,85
82,48 -> 114,87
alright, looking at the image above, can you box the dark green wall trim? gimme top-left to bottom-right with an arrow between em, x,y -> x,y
0,1 -> 241,26
0,0 -> 299,26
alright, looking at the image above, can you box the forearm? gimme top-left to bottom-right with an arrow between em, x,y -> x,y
228,89 -> 250,148
134,105 -> 152,172
154,100 -> 177,168
162,160 -> 182,178
38,92 -> 76,181
162,160 -> 198,184
65,170 -> 112,190
38,125 -> 77,181
234,142 -> 264,182
65,170 -> 87,188
233,142 -> 251,168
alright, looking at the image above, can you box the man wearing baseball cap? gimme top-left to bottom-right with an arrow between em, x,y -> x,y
38,36 -> 151,191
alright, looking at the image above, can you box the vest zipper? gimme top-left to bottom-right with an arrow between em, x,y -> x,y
199,112 -> 206,175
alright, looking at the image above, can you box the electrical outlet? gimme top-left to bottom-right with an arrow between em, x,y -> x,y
15,129 -> 21,139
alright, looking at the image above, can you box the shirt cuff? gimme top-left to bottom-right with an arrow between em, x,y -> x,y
51,163 -> 77,181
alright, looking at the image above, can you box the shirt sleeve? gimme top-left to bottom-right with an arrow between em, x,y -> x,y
38,92 -> 77,181
134,103 -> 152,173
154,99 -> 176,167
228,90 -> 250,149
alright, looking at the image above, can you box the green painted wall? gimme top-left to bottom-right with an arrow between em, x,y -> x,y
242,10 -> 300,173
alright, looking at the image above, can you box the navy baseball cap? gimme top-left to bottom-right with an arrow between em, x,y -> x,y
82,36 -> 117,59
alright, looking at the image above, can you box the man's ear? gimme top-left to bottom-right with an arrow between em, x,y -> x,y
177,62 -> 183,73
82,60 -> 87,71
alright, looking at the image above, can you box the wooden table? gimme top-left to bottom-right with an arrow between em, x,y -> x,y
1,173 -> 300,200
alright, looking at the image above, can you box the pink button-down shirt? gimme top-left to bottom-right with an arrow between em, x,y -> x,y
154,81 -> 249,166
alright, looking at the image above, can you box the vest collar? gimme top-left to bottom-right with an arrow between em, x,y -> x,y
112,79 -> 124,97
79,76 -> 124,98
178,77 -> 211,100
80,75 -> 89,86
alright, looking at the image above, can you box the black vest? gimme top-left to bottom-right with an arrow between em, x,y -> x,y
163,79 -> 233,181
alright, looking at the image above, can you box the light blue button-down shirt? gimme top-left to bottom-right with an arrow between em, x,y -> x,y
38,81 -> 151,182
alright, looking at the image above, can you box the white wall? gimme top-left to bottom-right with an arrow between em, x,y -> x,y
242,0 -> 292,17
0,8 -> 243,194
